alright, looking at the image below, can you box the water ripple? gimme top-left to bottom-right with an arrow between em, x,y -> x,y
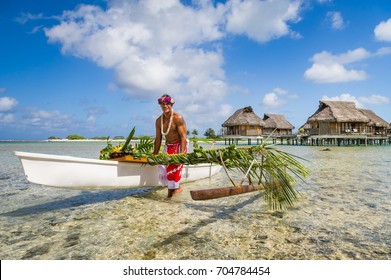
1,142 -> 390,260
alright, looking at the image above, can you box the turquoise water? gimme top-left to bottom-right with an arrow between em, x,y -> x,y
0,141 -> 390,260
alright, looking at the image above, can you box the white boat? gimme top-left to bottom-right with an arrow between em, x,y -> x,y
14,151 -> 222,190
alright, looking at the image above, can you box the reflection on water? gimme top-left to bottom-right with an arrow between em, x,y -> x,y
0,142 -> 390,259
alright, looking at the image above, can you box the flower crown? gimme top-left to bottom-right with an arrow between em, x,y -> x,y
158,96 -> 175,104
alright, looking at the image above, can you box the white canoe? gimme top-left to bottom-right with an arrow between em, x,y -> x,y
14,151 -> 222,190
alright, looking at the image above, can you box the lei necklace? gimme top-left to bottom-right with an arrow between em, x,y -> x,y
161,109 -> 174,136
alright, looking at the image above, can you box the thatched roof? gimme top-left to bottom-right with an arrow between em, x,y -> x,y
307,100 -> 369,123
222,106 -> 265,127
299,122 -> 311,130
263,113 -> 294,129
359,109 -> 389,127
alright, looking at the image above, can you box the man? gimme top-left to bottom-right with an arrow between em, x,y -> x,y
153,94 -> 188,198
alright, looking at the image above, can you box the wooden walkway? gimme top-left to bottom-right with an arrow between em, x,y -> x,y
223,134 -> 391,146
301,134 -> 389,146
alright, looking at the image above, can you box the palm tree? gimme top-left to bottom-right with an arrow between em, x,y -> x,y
191,129 -> 198,138
204,128 -> 216,138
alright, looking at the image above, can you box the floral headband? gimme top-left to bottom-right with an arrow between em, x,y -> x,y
158,96 -> 175,105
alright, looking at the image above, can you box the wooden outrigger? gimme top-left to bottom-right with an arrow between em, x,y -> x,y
190,155 -> 262,200
190,184 -> 260,200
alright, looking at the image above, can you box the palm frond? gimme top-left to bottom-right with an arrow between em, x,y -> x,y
147,143 -> 310,210
100,127 -> 310,210
121,127 -> 136,152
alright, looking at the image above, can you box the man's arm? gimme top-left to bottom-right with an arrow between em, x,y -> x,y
176,115 -> 187,154
153,117 -> 162,154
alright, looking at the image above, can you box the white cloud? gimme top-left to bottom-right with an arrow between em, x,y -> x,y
374,18 -> 391,41
273,87 -> 288,95
15,13 -> 44,24
321,93 -> 390,109
44,0 -> 229,120
0,113 -> 15,123
304,63 -> 366,83
263,92 -> 285,107
226,0 -> 302,42
85,106 -> 107,125
375,47 -> 391,56
44,1 -> 226,75
29,25 -> 44,34
358,95 -> 390,105
0,97 -> 18,112
0,93 -> 19,126
218,104 -> 233,117
262,87 -> 292,108
304,47 -> 391,83
21,109 -> 75,131
326,11 -> 345,30
42,0 -> 304,129
321,93 -> 363,108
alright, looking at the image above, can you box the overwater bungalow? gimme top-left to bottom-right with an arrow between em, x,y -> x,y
263,113 -> 294,136
222,106 -> 265,137
359,109 -> 389,136
306,100 -> 369,135
303,100 -> 389,145
305,100 -> 389,136
221,101 -> 389,146
299,122 -> 311,136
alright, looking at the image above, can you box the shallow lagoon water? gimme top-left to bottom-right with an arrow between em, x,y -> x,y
0,141 -> 390,260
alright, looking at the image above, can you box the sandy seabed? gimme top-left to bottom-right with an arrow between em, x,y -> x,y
1,142 -> 390,260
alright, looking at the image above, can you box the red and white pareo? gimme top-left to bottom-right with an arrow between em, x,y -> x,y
159,140 -> 189,189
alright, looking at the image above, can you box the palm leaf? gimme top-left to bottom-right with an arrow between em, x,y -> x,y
134,136 -> 154,157
147,143 -> 310,210
121,127 -> 136,152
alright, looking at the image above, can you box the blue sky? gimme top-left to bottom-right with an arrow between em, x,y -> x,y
1,0 -> 391,140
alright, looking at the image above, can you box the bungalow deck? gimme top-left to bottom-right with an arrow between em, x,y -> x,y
300,134 -> 390,146
222,134 -> 391,146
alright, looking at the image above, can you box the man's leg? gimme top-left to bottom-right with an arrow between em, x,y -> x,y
166,164 -> 183,198
165,140 -> 188,198
171,186 -> 183,196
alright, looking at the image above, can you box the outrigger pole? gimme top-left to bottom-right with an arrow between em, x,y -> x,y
190,184 -> 261,200
190,155 -> 261,200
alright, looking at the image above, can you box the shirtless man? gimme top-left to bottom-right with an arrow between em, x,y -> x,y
153,94 -> 188,198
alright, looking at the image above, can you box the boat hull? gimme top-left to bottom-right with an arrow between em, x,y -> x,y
14,151 -> 222,190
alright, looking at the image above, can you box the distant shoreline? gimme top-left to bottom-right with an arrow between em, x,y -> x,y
0,139 -> 124,143
0,139 -> 227,146
0,138 -> 222,143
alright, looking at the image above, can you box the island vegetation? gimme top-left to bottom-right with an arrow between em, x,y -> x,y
48,128 -> 222,141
